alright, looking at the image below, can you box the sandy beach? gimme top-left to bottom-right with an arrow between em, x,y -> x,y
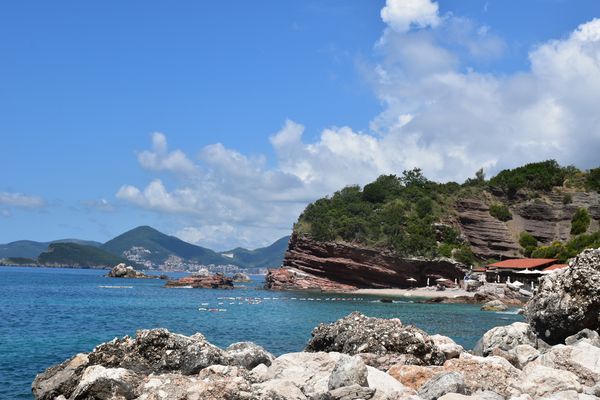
353,287 -> 475,299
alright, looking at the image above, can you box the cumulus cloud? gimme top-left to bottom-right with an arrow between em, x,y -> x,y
0,192 -> 44,208
137,132 -> 197,173
381,0 -> 440,33
367,17 -> 600,178
116,12 -> 600,248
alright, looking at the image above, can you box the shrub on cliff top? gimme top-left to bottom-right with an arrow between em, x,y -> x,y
586,167 -> 600,192
531,231 -> 600,262
519,232 -> 538,257
489,203 -> 512,221
489,160 -> 569,197
571,208 -> 591,235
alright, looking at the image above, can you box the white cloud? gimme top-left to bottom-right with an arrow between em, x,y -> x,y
116,13 -> 600,249
381,0 -> 440,33
137,132 -> 197,173
0,192 -> 44,208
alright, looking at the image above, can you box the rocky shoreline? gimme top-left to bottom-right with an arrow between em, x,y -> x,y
32,248 -> 600,400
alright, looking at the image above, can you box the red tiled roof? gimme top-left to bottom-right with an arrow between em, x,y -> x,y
543,264 -> 568,271
487,258 -> 558,269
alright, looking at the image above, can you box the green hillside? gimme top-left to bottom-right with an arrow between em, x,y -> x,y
37,243 -> 128,267
295,161 -> 600,263
1,225 -> 290,270
0,239 -> 101,259
0,241 -> 50,259
222,235 -> 290,269
102,225 -> 227,265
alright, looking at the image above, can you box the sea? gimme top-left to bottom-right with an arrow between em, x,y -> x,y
0,266 -> 523,399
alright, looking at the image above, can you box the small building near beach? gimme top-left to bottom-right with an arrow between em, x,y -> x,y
484,258 -> 564,285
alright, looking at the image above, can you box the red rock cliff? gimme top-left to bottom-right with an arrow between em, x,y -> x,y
266,233 -> 467,290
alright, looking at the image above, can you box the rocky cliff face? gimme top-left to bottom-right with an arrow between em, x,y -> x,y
272,189 -> 599,291
267,234 -> 466,290
456,198 -> 521,259
456,190 -> 600,259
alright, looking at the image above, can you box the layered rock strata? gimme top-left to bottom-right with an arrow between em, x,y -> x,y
267,233 -> 467,290
456,198 -> 521,259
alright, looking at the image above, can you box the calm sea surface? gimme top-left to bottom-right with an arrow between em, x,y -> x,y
0,266 -> 522,399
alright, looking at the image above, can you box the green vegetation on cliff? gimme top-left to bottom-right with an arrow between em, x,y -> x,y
295,160 -> 599,262
489,160 -> 570,197
571,208 -> 591,235
532,231 -> 600,262
0,257 -> 37,265
297,168 -> 472,259
38,243 -> 128,267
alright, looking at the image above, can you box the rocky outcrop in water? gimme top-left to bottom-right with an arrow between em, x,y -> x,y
232,272 -> 251,282
106,263 -> 156,279
265,267 -> 357,291
164,272 -> 234,289
525,247 -> 600,344
270,233 -> 467,291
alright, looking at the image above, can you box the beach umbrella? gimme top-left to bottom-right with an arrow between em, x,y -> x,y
507,276 -> 511,283
427,278 -> 430,286
407,277 -> 417,288
454,278 -> 458,285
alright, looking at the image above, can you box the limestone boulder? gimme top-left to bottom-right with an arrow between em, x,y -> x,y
532,341 -> 600,386
418,372 -> 469,400
225,342 -> 275,370
87,328 -> 225,375
306,312 -> 446,366
514,364 -> 582,399
565,329 -> 600,347
472,322 -> 540,356
480,300 -> 508,312
32,353 -> 89,400
525,248 -> 600,344
328,355 -> 368,390
443,353 -> 520,397
69,366 -> 140,400
430,335 -> 464,360
387,364 -> 442,390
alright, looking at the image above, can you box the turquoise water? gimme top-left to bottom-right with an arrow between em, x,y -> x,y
0,266 -> 522,399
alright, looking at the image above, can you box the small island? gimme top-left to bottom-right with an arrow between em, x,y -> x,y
106,263 -> 161,279
164,272 -> 234,289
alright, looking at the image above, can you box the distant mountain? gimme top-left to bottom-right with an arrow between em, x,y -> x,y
221,235 -> 290,269
37,243 -> 128,268
0,239 -> 102,259
1,225 -> 289,270
101,225 -> 228,266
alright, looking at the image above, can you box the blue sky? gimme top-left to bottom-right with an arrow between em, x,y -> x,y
1,0 -> 599,249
